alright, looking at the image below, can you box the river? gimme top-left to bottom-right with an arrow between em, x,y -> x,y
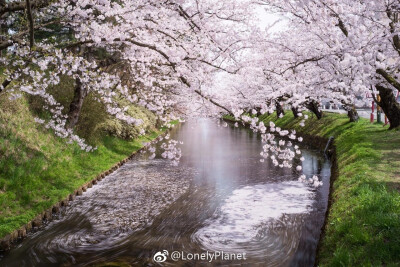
0,118 -> 331,266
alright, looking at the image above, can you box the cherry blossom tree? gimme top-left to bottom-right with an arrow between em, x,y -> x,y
0,0 -> 254,151
3,0 -> 400,184
253,0 -> 400,127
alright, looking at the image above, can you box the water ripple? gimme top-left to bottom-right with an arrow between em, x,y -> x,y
193,182 -> 314,266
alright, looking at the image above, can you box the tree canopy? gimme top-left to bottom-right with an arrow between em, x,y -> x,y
1,0 -> 400,181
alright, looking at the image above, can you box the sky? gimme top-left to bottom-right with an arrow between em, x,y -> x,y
255,6 -> 286,33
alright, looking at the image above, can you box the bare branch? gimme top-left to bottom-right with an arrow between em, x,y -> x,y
0,0 -> 51,17
0,19 -> 60,51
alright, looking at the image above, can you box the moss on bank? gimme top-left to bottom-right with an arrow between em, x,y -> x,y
0,95 -> 163,239
254,112 -> 400,266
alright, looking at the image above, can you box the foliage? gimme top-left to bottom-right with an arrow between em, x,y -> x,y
26,75 -> 157,143
97,103 -> 157,141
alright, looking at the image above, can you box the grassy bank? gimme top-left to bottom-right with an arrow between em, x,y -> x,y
0,96 -> 163,239
254,112 -> 400,266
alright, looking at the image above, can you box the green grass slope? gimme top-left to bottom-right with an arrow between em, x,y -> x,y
0,95 -> 161,239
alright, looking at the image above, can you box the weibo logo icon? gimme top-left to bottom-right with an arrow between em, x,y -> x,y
153,250 -> 169,263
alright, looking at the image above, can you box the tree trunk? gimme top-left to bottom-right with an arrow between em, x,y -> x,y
254,107 -> 262,116
0,79 -> 10,93
275,101 -> 285,118
291,106 -> 299,118
0,0 -> 7,57
345,105 -> 359,122
305,100 -> 323,119
67,77 -> 86,129
375,85 -> 400,129
26,0 -> 35,49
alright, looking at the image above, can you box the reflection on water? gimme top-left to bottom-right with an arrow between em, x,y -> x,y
0,118 -> 331,267
194,182 -> 314,259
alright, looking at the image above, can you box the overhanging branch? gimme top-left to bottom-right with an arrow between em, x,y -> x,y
194,89 -> 233,115
377,68 -> 400,92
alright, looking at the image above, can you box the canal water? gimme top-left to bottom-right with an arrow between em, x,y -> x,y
0,119 -> 331,266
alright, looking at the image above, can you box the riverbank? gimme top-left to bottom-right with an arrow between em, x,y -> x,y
0,96 -> 168,249
251,112 -> 400,266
